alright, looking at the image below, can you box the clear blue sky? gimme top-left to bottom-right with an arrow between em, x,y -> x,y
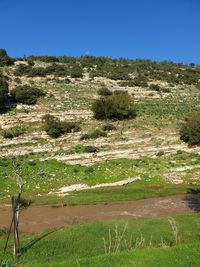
1,0 -> 200,63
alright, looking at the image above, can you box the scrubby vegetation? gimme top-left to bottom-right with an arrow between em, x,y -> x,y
92,91 -> 137,120
132,75 -> 148,87
8,52 -> 200,88
0,48 -> 13,67
80,129 -> 107,140
0,77 -> 9,111
149,83 -> 160,91
43,114 -> 81,138
10,85 -> 45,105
1,126 -> 26,139
102,123 -> 117,131
97,87 -> 112,96
180,112 -> 200,145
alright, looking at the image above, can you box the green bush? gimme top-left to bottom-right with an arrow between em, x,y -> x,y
118,80 -> 136,87
70,66 -> 83,78
133,75 -> 148,87
42,115 -> 64,138
61,121 -> 81,133
11,85 -> 45,105
14,64 -> 48,77
161,87 -> 171,93
149,84 -> 160,91
89,129 -> 107,139
0,77 -> 9,110
180,112 -> 200,145
102,123 -> 117,131
13,64 -> 33,76
27,67 -> 47,77
45,64 -> 69,77
107,69 -> 130,80
80,129 -> 107,140
97,87 -> 112,96
0,48 -> 13,66
43,114 -> 81,138
92,92 -> 137,120
80,133 -> 90,140
1,126 -> 26,139
84,146 -> 99,153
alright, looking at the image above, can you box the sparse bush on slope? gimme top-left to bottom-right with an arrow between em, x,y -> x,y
92,91 -> 137,120
133,75 -> 148,87
0,48 -> 13,66
102,123 -> 117,131
43,114 -> 81,138
80,129 -> 107,140
1,126 -> 26,139
180,112 -> 200,145
11,85 -> 45,105
0,77 -> 9,110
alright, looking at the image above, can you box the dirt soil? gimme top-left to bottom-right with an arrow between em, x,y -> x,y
0,194 -> 199,233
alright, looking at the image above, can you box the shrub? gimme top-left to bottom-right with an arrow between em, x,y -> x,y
61,121 -> 81,133
80,133 -> 90,140
0,48 -> 13,66
11,85 -> 45,105
180,112 -> 200,145
43,114 -> 81,138
27,67 -> 47,77
0,78 -> 9,110
133,75 -> 148,87
156,150 -> 165,157
80,129 -> 107,140
92,92 -> 137,120
89,129 -> 107,139
14,64 -> 48,77
84,146 -> 99,153
161,87 -> 171,93
107,69 -> 130,80
97,87 -> 112,96
1,126 -> 26,139
70,66 -> 83,78
42,115 -> 64,138
102,123 -> 117,131
45,64 -> 69,77
13,64 -> 33,76
149,84 -> 160,91
118,80 -> 136,87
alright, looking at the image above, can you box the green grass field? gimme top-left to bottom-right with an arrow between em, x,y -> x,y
1,151 -> 200,205
24,243 -> 200,267
1,214 -> 200,266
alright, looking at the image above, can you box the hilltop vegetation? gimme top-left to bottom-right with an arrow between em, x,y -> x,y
5,53 -> 200,87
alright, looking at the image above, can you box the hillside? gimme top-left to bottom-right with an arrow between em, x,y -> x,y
0,53 -> 200,197
1,51 -> 200,266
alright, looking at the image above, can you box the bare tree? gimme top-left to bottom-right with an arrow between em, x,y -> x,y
4,158 -> 28,257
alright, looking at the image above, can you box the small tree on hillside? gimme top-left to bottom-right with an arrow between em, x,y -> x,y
92,91 -> 137,120
11,85 -> 45,105
180,112 -> 200,146
4,159 -> 30,257
0,49 -> 13,67
0,77 -> 9,111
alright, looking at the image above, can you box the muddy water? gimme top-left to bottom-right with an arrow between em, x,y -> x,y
0,194 -> 198,233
